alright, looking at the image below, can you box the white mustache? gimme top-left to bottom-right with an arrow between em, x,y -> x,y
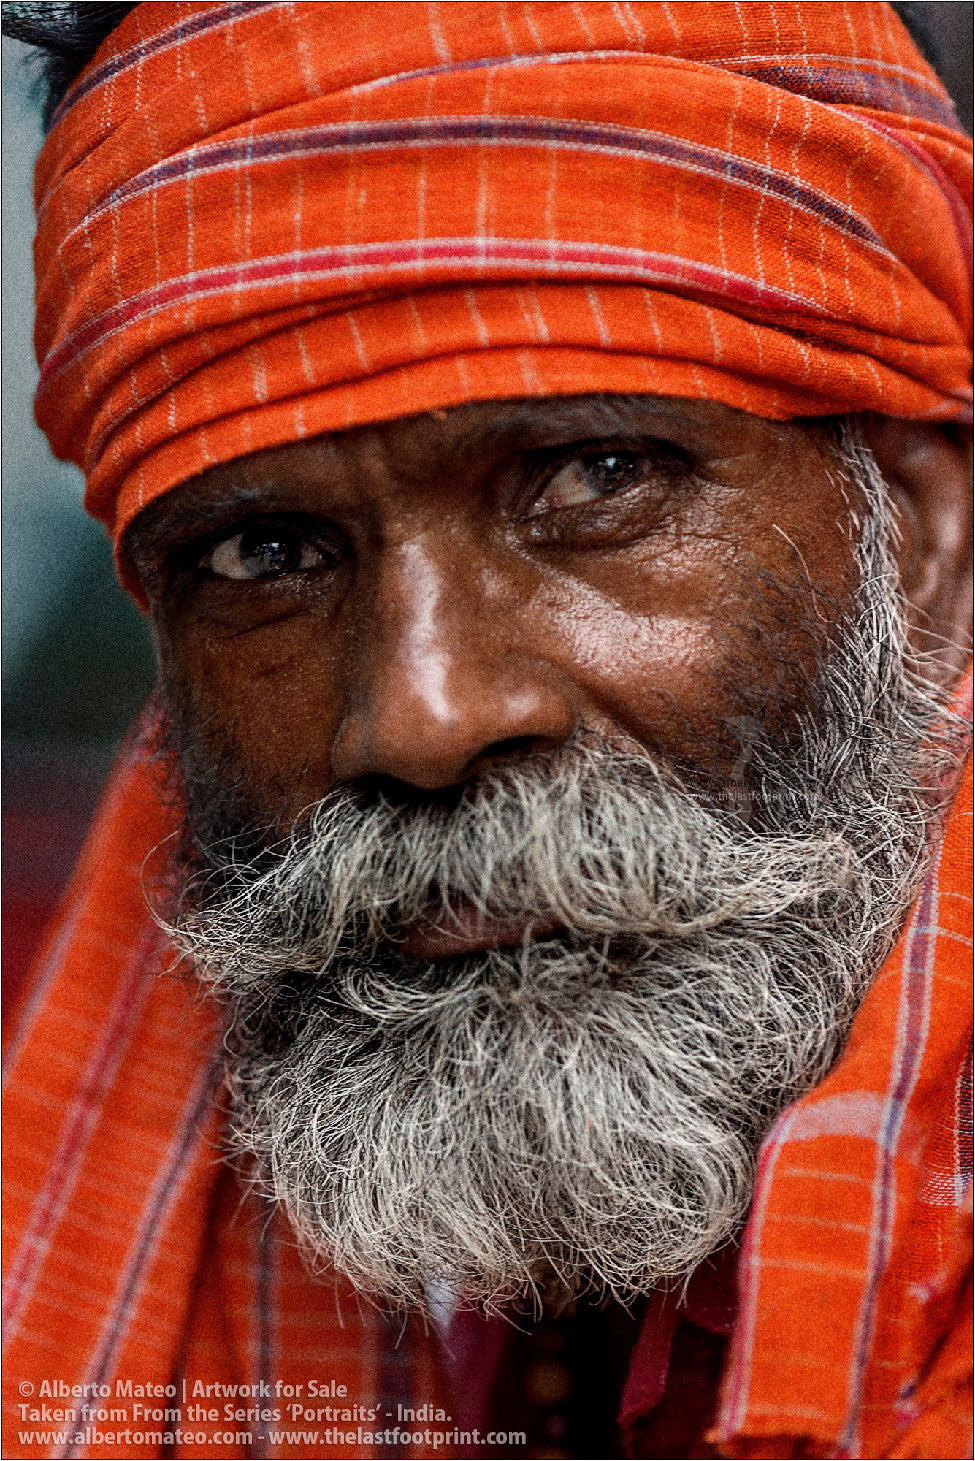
178,737 -> 862,988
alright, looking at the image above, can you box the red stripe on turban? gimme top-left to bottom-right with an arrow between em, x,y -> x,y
33,1 -> 973,570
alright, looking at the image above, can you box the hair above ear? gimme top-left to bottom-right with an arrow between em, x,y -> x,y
859,415 -> 973,678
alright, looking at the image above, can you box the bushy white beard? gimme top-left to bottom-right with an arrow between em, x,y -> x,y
168,430 -> 955,1314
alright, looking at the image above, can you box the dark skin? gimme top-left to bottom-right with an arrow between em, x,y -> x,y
126,394 -> 971,952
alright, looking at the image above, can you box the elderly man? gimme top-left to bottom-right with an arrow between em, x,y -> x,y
3,4 -> 972,1459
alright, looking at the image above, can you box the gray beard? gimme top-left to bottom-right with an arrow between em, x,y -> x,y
167,427 -> 956,1314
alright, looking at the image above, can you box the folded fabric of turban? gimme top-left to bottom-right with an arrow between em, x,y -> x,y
32,1 -> 973,589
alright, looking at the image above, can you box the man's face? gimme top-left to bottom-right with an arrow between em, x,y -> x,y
125,394 -> 945,1310
130,394 -> 856,840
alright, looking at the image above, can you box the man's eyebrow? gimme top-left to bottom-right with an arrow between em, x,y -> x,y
469,395 -> 696,452
122,481 -> 300,561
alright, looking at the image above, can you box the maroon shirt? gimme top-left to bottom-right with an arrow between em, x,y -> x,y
445,1245 -> 739,1459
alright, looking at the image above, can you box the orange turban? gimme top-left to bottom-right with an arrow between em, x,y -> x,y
33,1 -> 972,568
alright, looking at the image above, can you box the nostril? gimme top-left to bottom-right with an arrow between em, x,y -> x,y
478,733 -> 560,764
342,774 -> 467,811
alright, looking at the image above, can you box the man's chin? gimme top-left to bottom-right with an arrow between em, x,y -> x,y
217,926 -> 843,1312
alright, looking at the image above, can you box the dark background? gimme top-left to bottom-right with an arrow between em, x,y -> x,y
2,5 -> 973,1000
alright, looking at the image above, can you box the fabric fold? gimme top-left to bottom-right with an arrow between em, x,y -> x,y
30,2 -> 972,578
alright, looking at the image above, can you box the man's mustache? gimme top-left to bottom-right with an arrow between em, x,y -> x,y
172,727 -> 861,994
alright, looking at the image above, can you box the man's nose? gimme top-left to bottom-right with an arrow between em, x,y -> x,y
330,540 -> 576,789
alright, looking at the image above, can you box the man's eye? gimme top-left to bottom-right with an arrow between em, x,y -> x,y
526,451 -> 654,517
204,524 -> 325,581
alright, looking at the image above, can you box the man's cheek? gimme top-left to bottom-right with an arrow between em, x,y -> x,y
528,546 -> 788,765
530,574 -> 724,743
163,614 -> 343,818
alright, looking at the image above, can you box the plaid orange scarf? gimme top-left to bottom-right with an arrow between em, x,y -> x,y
711,745 -> 973,1459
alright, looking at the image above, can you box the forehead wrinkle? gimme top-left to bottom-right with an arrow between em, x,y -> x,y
129,393 -> 715,559
303,393 -> 677,493
353,393 -> 698,474
468,393 -> 685,452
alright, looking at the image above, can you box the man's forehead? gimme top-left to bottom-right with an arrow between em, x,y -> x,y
123,393 -> 814,542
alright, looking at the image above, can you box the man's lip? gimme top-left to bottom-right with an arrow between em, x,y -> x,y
399,904 -> 564,959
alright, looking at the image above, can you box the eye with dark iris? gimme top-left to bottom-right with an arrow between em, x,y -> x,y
204,522 -> 327,581
527,450 -> 658,517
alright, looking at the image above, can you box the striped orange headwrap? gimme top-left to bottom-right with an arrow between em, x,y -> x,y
34,1 -> 973,561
